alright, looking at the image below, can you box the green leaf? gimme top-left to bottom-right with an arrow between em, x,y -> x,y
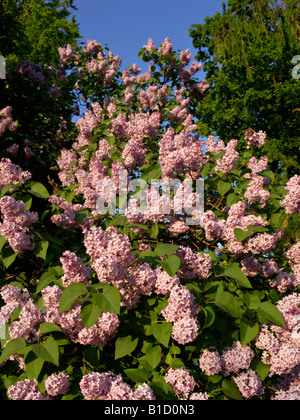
33,241 -> 49,260
22,194 -> 32,211
75,209 -> 91,223
124,368 -> 152,383
0,235 -> 6,252
227,193 -> 239,207
36,271 -> 56,294
234,226 -> 269,241
115,336 -> 139,360
29,182 -> 50,199
0,184 -> 19,197
32,337 -> 59,366
253,361 -> 270,381
259,170 -> 274,180
25,352 -> 44,381
144,345 -> 162,370
203,305 -> 216,329
149,372 -> 174,400
151,322 -> 173,347
1,246 -> 18,268
222,379 -> 243,400
234,228 -> 251,242
138,250 -> 160,265
257,301 -> 286,328
39,322 -> 63,335
240,320 -> 259,346
215,285 -> 244,319
81,301 -> 101,329
217,180 -> 231,196
155,243 -> 179,257
160,255 -> 181,277
0,338 -> 27,365
92,284 -> 121,314
59,283 -> 87,313
224,263 -> 253,289
141,164 -> 162,184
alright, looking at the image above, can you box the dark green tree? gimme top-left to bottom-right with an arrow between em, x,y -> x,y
0,0 -> 81,185
0,0 -> 81,68
190,0 -> 300,174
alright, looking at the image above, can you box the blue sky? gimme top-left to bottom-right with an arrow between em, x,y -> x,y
73,0 -> 224,78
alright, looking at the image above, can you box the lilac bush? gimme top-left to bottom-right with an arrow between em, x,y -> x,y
0,37 -> 299,400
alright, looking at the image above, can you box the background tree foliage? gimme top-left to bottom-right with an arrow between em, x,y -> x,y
0,0 -> 81,187
190,0 -> 300,174
0,0 -> 80,68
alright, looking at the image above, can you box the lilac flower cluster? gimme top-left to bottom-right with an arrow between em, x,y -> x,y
240,256 -> 298,293
215,139 -> 240,175
49,195 -> 91,230
201,201 -> 275,256
162,285 -> 200,345
0,158 -> 32,194
7,372 -> 70,400
199,342 -> 263,399
79,372 -> 155,400
245,128 -> 266,148
60,250 -> 92,287
16,60 -> 45,85
42,284 -> 119,346
0,196 -> 38,254
280,175 -> 300,215
255,293 -> 300,379
199,342 -> 254,377
244,175 -> 271,208
164,368 -> 196,399
0,106 -> 18,136
158,127 -> 205,180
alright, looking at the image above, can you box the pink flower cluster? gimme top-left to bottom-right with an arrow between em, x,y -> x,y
42,284 -> 119,347
49,195 -> 91,230
232,370 -> 264,399
44,371 -> 71,397
0,278 -> 119,348
85,48 -> 121,86
79,372 -> 155,400
177,246 -> 212,280
7,139 -> 34,160
245,156 -> 268,179
60,250 -> 92,287
7,379 -> 52,400
0,285 -> 30,325
164,368 -> 196,398
84,226 -> 158,309
240,256 -> 298,293
58,44 -> 75,66
214,139 -> 239,175
158,127 -> 205,179
199,342 -> 256,384
245,128 -> 266,148
0,196 -> 38,254
244,175 -> 271,208
161,284 -> 200,345
0,158 -> 32,194
0,106 -> 18,136
7,372 -> 70,400
280,175 -> 300,215
255,293 -> 300,379
201,201 -> 281,256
